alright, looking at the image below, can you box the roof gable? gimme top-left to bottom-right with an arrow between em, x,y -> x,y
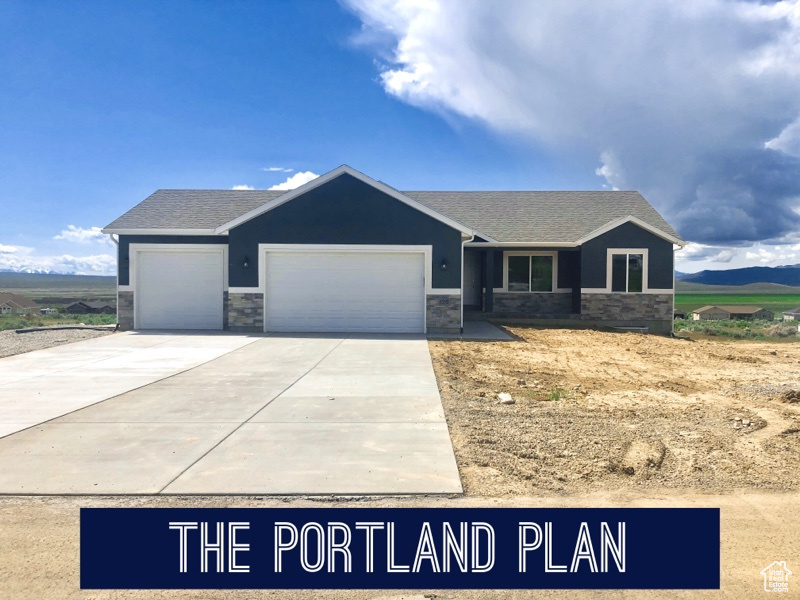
0,292 -> 38,309
214,165 -> 472,236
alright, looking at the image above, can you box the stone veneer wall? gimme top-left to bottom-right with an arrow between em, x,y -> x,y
492,292 -> 572,316
117,291 -> 134,330
426,294 -> 461,333
227,292 -> 264,332
580,293 -> 673,334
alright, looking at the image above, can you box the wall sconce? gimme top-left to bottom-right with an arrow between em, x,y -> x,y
242,256 -> 250,269
440,258 -> 448,271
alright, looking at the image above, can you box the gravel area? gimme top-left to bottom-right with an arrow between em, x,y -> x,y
0,328 -> 114,359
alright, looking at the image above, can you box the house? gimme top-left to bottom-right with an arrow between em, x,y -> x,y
0,292 -> 39,315
783,308 -> 800,321
65,301 -> 116,315
39,307 -> 57,315
692,305 -> 774,321
102,165 -> 685,335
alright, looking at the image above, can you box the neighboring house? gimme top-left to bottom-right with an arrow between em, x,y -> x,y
0,292 -> 39,315
102,165 -> 685,335
39,307 -> 57,315
783,308 -> 800,321
692,305 -> 774,321
65,301 -> 116,315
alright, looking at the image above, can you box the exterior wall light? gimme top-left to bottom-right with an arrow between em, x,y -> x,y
440,259 -> 448,271
242,256 -> 250,269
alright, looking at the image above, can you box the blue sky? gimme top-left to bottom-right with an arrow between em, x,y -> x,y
2,0 -> 800,275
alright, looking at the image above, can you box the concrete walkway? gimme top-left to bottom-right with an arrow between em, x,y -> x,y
0,334 -> 462,495
0,332 -> 263,439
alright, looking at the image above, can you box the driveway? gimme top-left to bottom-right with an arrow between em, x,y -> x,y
0,333 -> 462,495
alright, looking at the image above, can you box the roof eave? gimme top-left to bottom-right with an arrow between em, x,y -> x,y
575,215 -> 685,246
101,228 -> 224,236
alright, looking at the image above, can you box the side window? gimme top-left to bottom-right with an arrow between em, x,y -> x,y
611,252 -> 644,293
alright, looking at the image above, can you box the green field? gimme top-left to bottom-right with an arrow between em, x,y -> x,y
675,292 -> 800,315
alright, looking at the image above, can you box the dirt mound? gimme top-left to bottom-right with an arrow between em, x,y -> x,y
430,326 -> 800,495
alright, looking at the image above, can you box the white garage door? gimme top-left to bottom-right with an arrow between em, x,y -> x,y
265,251 -> 425,333
136,250 -> 224,330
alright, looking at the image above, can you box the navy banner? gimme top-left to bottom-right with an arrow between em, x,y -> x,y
80,507 -> 719,590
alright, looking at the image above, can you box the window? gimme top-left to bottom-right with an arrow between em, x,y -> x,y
507,254 -> 554,292
611,252 -> 644,293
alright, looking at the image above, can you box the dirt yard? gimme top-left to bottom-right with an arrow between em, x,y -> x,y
429,326 -> 800,496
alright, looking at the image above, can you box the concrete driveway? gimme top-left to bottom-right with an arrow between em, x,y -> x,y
0,333 -> 462,495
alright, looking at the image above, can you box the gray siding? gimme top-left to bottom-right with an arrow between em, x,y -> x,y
228,174 -> 464,289
580,222 -> 674,290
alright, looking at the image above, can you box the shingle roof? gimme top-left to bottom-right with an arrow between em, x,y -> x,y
104,190 -> 285,231
783,307 -> 800,314
405,190 -> 680,243
104,187 -> 682,244
0,292 -> 39,308
693,305 -> 770,314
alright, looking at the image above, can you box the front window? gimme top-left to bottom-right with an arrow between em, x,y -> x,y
507,254 -> 554,292
611,252 -> 644,293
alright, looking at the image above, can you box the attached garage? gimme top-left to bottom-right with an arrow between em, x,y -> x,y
134,245 -> 225,330
264,249 -> 426,333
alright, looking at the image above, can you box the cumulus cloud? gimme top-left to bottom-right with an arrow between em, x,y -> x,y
0,243 -> 19,253
745,246 -> 797,264
345,0 -> 800,245
268,171 -> 320,191
678,243 -> 736,264
231,184 -> 255,190
0,247 -> 115,275
261,166 -> 294,173
54,225 -> 111,245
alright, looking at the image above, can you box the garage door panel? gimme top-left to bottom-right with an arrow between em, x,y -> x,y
137,250 -> 224,330
265,251 -> 425,333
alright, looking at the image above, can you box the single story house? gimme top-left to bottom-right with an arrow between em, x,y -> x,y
0,292 -> 38,315
783,308 -> 800,321
102,165 -> 685,335
692,305 -> 774,321
65,301 -> 116,315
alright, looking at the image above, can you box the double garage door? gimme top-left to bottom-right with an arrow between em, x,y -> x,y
135,249 -> 425,333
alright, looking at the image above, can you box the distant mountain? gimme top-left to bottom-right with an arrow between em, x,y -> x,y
678,265 -> 800,286
0,267 -> 59,275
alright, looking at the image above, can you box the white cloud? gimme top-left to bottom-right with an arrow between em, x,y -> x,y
0,250 -> 116,275
268,171 -> 320,191
231,184 -> 255,190
53,225 -> 111,245
0,243 -> 19,253
677,243 -> 736,264
261,166 -> 294,173
745,246 -> 797,264
346,0 -> 800,245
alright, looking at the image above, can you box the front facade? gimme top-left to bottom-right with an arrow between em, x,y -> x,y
104,166 -> 685,335
783,308 -> 800,321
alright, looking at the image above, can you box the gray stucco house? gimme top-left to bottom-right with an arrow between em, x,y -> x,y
103,165 -> 685,335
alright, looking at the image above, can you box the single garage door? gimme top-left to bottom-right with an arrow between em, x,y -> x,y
265,251 -> 425,333
136,249 -> 224,329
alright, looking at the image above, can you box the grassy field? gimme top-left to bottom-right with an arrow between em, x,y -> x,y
674,281 -> 800,315
0,313 -> 117,332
